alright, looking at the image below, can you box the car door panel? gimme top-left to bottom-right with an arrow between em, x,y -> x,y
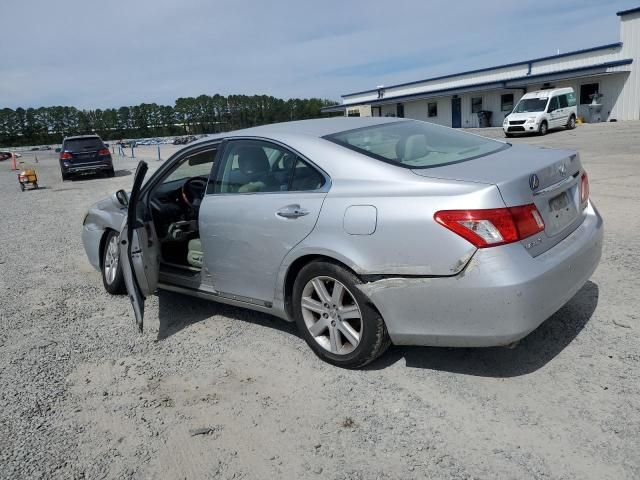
199,192 -> 326,303
120,161 -> 160,331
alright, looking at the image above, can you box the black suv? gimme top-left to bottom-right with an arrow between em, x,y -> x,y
59,135 -> 114,180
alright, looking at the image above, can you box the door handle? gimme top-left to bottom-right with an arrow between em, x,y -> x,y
277,204 -> 310,219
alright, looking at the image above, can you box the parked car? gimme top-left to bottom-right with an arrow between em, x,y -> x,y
59,135 -> 114,180
0,151 -> 12,161
503,87 -> 578,137
82,117 -> 602,368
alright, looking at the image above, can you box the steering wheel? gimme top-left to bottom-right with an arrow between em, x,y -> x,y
181,176 -> 208,208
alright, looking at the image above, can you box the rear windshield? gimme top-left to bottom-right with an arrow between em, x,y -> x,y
64,137 -> 104,151
513,98 -> 548,113
324,120 -> 508,168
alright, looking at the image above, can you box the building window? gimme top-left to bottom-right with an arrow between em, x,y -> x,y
396,103 -> 405,118
347,109 -> 360,117
580,83 -> 599,105
427,102 -> 438,117
471,97 -> 483,114
501,94 -> 514,112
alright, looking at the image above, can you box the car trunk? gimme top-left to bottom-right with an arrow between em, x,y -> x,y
412,144 -> 586,256
65,138 -> 105,166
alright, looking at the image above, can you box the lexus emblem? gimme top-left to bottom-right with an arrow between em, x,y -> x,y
558,164 -> 567,176
529,173 -> 540,191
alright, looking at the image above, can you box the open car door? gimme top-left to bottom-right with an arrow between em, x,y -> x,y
120,161 -> 160,332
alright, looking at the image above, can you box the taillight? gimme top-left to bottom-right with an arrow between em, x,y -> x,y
98,148 -> 110,156
434,204 -> 545,248
60,151 -> 73,160
580,172 -> 589,204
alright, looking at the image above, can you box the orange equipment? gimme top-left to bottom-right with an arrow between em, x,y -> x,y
18,168 -> 39,191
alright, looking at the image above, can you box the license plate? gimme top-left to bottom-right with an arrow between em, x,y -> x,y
550,192 -> 569,211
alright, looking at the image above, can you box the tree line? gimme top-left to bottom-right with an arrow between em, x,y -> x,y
0,94 -> 339,147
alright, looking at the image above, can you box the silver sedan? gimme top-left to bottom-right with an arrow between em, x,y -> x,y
81,117 -> 603,368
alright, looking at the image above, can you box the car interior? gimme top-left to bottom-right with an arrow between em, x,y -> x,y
147,141 -> 324,276
148,148 -> 217,272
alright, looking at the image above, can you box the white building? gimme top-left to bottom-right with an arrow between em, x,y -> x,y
323,7 -> 640,127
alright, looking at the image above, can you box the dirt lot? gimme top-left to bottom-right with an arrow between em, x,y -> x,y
1,122 -> 639,480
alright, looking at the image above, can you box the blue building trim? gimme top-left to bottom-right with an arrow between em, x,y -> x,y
322,59 -> 633,111
617,7 -> 640,16
341,42 -> 624,98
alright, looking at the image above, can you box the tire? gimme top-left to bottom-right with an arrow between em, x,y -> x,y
19,183 -> 25,192
566,115 -> 576,130
61,170 -> 70,181
538,121 -> 548,136
102,230 -> 126,294
505,132 -> 514,138
292,260 -> 391,369
33,182 -> 38,189
106,168 -> 115,178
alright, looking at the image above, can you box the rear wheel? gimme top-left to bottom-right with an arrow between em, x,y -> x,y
61,170 -> 70,181
566,115 -> 576,130
102,230 -> 125,294
292,261 -> 391,369
538,121 -> 548,136
106,168 -> 115,178
33,182 -> 38,189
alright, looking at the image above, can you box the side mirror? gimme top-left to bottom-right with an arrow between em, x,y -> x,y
55,148 -> 61,153
115,189 -> 129,207
104,143 -> 110,148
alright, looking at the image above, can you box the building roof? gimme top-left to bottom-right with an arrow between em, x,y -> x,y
342,43 -> 623,99
617,6 -> 640,16
322,59 -> 632,111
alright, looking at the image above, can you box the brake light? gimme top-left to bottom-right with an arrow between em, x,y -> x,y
98,148 -> 110,156
60,151 -> 73,160
434,204 -> 545,248
580,172 -> 589,204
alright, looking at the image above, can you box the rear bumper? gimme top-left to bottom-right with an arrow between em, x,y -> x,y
360,202 -> 603,347
62,161 -> 112,174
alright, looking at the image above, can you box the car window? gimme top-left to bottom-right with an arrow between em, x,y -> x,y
162,148 -> 217,184
211,140 -> 323,194
324,120 -> 508,169
548,97 -> 560,112
64,137 -> 104,151
558,94 -> 569,109
291,159 -> 325,191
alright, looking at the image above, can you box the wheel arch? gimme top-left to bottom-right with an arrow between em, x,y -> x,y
280,250 -> 387,322
282,253 -> 363,321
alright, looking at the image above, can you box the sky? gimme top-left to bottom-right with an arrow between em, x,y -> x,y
0,0 -> 638,109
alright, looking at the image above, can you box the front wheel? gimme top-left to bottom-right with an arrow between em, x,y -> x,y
292,261 -> 391,369
566,115 -> 576,130
538,121 -> 548,136
102,230 -> 125,294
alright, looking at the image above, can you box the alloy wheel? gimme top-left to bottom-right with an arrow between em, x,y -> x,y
104,234 -> 120,285
300,276 -> 363,355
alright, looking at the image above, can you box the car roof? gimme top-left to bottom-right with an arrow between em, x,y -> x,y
193,116 -> 408,145
521,88 -> 573,99
64,135 -> 101,141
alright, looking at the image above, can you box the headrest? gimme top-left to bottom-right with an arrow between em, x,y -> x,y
396,134 -> 429,162
236,145 -> 269,175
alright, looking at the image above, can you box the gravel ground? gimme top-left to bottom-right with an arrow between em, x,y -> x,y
0,123 -> 639,480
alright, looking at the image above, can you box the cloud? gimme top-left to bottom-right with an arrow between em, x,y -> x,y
0,0 -> 636,109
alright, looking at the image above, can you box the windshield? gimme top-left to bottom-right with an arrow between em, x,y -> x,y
324,120 -> 508,169
513,98 -> 548,113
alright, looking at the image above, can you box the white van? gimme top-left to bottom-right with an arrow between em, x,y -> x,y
503,87 -> 577,137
